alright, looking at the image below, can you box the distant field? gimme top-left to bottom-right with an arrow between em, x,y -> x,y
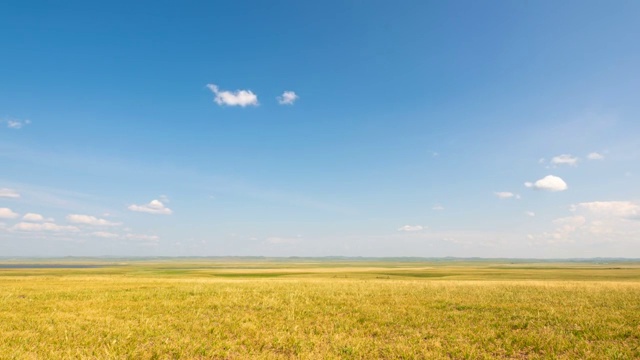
1,260 -> 639,359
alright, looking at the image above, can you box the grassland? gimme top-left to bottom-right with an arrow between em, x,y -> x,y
1,259 -> 639,359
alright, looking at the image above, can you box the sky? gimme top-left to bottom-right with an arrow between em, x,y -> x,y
1,1 -> 639,258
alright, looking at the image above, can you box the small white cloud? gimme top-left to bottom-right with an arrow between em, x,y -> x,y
0,208 -> 19,219
3,119 -> 31,129
0,188 -> 20,198
494,191 -> 519,199
432,205 -> 444,211
125,233 -> 160,242
159,194 -> 170,203
525,211 -> 536,217
525,175 -> 568,192
66,214 -> 120,226
277,91 -> 299,105
22,213 -> 51,222
550,154 -> 579,167
91,231 -> 119,239
397,225 -> 424,232
11,222 -> 79,232
587,152 -> 604,160
128,199 -> 172,215
206,84 -> 258,107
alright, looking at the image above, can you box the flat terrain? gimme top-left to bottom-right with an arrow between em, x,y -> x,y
1,259 -> 639,359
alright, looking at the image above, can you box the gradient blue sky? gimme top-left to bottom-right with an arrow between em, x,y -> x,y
1,1 -> 639,257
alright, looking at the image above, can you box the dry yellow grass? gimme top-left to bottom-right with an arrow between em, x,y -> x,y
0,261 -> 639,359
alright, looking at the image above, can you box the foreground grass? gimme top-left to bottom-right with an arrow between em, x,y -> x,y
1,261 -> 639,359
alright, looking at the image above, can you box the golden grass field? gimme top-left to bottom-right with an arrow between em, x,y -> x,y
1,259 -> 639,359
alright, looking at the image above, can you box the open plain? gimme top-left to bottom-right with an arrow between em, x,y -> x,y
0,259 -> 639,359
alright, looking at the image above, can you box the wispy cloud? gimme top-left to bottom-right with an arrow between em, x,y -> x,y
128,199 -> 172,215
532,200 -> 640,245
587,152 -> 604,160
550,154 -> 579,167
494,191 -> 520,199
11,222 -> 79,232
525,211 -> 536,217
397,225 -> 425,232
91,231 -> 120,239
572,201 -> 639,220
432,204 -> 444,211
525,175 -> 568,192
125,233 -> 160,242
2,118 -> 31,129
206,84 -> 258,107
265,236 -> 300,245
0,188 -> 20,198
277,91 -> 299,105
66,214 -> 121,226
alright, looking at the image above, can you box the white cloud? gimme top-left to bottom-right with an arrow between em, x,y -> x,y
432,205 -> 444,211
494,192 -> 520,199
159,194 -> 170,203
550,154 -> 579,167
397,225 -> 424,232
206,84 -> 258,107
0,208 -> 19,219
587,152 -> 604,160
277,91 -> 299,105
91,231 -> 119,239
0,188 -> 20,198
125,233 -> 159,242
3,119 -> 31,129
128,199 -> 172,215
23,213 -> 51,222
66,214 -> 120,226
572,201 -> 639,220
525,211 -> 536,217
532,200 -> 640,245
11,222 -> 79,232
524,175 -> 568,192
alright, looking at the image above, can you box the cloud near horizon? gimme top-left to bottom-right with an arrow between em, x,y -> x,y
66,214 -> 121,226
572,201 -> 639,220
532,200 -> 640,245
397,225 -> 424,232
128,200 -> 172,215
206,84 -> 258,107
125,233 -> 160,242
11,222 -> 79,232
91,231 -> 120,239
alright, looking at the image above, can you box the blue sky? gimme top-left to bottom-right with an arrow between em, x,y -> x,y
1,1 -> 639,257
